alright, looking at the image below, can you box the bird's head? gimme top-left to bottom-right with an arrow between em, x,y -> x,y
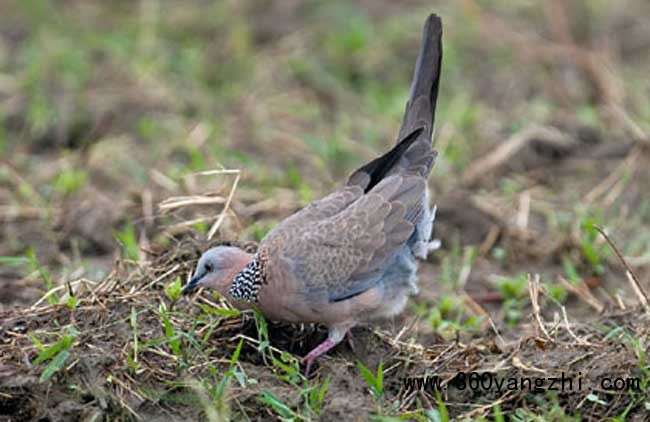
181,246 -> 252,296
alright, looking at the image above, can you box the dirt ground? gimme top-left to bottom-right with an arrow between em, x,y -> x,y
1,0 -> 650,420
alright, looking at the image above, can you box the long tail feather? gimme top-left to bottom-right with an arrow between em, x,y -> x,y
398,13 -> 443,142
348,14 -> 443,191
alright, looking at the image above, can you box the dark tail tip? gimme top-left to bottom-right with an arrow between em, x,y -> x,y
398,13 -> 443,142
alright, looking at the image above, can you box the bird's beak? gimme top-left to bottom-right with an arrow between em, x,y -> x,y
181,273 -> 203,295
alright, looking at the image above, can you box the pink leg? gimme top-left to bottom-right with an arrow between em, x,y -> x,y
302,324 -> 352,375
302,338 -> 339,375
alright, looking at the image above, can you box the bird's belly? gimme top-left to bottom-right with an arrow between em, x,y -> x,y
360,248 -> 419,321
369,290 -> 410,319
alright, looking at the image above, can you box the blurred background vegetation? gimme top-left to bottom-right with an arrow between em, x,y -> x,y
2,0 -> 650,420
1,0 -> 650,331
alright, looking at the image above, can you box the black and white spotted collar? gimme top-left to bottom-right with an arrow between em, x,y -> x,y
228,254 -> 265,303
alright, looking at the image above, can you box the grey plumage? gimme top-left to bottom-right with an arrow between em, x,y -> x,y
183,14 -> 444,374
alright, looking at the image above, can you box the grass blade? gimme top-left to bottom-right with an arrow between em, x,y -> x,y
32,334 -> 73,365
39,350 -> 70,382
258,390 -> 295,419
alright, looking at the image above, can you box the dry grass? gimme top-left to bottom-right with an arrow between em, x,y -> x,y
1,235 -> 649,420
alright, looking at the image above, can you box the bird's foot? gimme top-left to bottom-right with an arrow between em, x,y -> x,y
345,330 -> 356,354
302,338 -> 338,376
302,325 -> 352,375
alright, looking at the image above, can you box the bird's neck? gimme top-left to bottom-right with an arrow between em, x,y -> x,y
228,253 -> 266,303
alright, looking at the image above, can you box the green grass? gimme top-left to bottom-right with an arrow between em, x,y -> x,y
357,360 -> 384,402
165,276 -> 183,302
420,293 -> 482,335
578,212 -> 608,275
30,326 -> 78,382
52,168 -> 88,196
438,239 -> 475,288
127,307 -> 140,372
493,273 -> 528,326
27,247 -> 58,305
114,224 -> 139,262
508,394 -> 581,421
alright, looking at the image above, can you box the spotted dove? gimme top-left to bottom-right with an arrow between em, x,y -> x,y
182,14 -> 443,374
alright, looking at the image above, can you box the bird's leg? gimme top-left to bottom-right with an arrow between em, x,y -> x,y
302,338 -> 339,376
302,325 -> 350,375
345,330 -> 356,353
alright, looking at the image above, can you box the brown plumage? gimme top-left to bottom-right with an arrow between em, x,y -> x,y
183,14 -> 444,374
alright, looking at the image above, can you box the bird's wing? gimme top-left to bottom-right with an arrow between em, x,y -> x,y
265,173 -> 425,303
260,185 -> 364,250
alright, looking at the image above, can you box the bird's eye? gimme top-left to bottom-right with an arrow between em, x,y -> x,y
204,263 -> 213,272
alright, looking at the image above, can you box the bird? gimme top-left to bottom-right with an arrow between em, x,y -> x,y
182,14 -> 443,374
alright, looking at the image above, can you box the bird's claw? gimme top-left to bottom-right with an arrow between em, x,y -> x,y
302,355 -> 315,377
301,338 -> 337,376
345,330 -> 356,354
